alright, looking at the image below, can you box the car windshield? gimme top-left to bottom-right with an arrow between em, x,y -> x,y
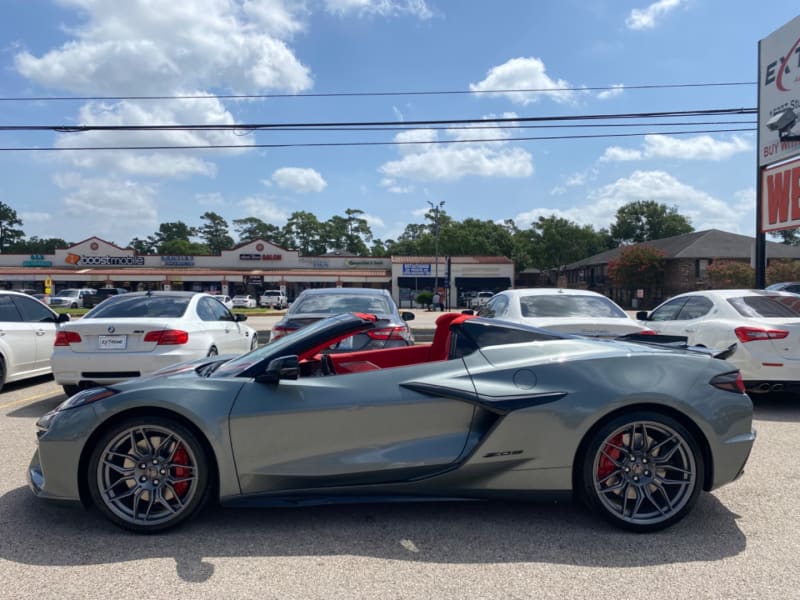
84,295 -> 191,318
263,291 -> 280,296
290,293 -> 393,315
727,295 -> 800,318
519,294 -> 627,318
213,313 -> 363,377
56,289 -> 80,297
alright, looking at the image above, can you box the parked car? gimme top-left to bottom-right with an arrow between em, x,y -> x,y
637,289 -> 800,394
214,295 -> 234,309
82,287 -> 128,308
51,291 -> 258,396
269,287 -> 415,349
28,311 -> 754,533
0,290 -> 70,391
232,294 -> 258,308
766,282 -> 800,294
259,289 -> 288,309
468,291 -> 494,309
49,288 -> 97,309
481,288 -> 653,338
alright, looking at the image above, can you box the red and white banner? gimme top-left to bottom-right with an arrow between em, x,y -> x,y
762,156 -> 800,232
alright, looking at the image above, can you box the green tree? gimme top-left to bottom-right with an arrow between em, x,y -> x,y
232,216 -> 284,246
769,229 -> 800,246
608,245 -> 666,288
527,216 -> 611,272
8,236 -> 69,254
707,260 -> 755,288
197,212 -> 234,255
0,201 -> 25,253
128,236 -> 156,255
610,200 -> 693,245
283,211 -> 326,255
159,239 -> 210,255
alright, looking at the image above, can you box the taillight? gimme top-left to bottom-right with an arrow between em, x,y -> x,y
143,330 -> 189,345
54,331 -> 82,346
734,327 -> 789,343
367,326 -> 410,341
636,329 -> 657,335
269,325 -> 296,342
710,371 -> 746,394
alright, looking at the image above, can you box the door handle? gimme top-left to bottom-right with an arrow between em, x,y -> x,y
685,328 -> 695,333
35,329 -> 48,336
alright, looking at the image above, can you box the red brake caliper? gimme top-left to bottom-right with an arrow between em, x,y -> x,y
171,445 -> 190,497
597,433 -> 624,479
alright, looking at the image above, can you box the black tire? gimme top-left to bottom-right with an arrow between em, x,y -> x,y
207,346 -> 218,357
579,411 -> 704,532
87,416 -> 211,533
62,384 -> 81,397
70,302 -> 78,309
0,356 -> 5,393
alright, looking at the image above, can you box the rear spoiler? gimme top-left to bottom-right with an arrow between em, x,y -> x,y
617,333 -> 738,360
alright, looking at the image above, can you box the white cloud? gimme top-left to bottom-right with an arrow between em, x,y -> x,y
380,122 -> 533,182
53,172 -> 159,238
626,0 -> 683,30
360,212 -> 386,228
380,178 -> 415,194
601,147 -> 644,161
446,112 -> 518,142
597,84 -> 625,100
239,195 -> 290,224
514,170 -> 752,234
272,167 -> 327,193
19,211 -> 52,223
469,57 -> 577,105
323,0 -> 433,19
15,0 -> 313,96
600,134 -> 752,162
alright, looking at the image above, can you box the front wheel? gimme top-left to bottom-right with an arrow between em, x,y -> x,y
579,411 -> 704,532
62,384 -> 80,397
87,416 -> 211,533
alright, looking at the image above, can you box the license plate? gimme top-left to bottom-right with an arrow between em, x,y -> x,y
98,335 -> 127,350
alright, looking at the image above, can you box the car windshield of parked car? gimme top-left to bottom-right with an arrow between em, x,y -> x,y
290,294 -> 393,315
55,289 -> 80,298
727,295 -> 800,318
519,295 -> 627,318
84,295 -> 191,319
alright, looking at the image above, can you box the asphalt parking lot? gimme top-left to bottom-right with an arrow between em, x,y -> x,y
0,376 -> 799,600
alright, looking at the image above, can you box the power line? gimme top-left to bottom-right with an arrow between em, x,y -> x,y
0,81 -> 757,103
0,107 -> 758,133
0,127 -> 756,152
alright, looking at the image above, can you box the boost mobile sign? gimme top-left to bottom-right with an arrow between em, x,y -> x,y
759,14 -> 800,167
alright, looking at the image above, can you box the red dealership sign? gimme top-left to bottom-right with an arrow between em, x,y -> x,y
762,156 -> 800,232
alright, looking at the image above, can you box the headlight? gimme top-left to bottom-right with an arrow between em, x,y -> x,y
57,387 -> 118,412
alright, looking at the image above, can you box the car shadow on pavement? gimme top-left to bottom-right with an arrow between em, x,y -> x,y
751,392 -> 800,423
0,486 -> 745,582
6,395 -> 66,418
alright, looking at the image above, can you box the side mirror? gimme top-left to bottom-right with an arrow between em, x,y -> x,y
235,313 -> 248,322
635,311 -> 649,321
255,355 -> 299,384
401,311 -> 415,322
57,313 -> 71,323
461,309 -> 475,315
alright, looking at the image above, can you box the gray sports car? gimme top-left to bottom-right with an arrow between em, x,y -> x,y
29,312 -> 755,533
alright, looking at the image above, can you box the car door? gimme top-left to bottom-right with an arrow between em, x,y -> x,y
0,295 -> 37,379
648,296 -> 715,342
228,360 -> 477,494
196,296 -> 243,354
11,294 -> 58,371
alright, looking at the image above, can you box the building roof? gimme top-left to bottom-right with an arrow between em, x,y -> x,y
566,229 -> 800,269
390,256 -> 514,264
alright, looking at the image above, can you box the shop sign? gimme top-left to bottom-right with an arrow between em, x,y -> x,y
239,253 -> 282,261
346,259 -> 385,267
762,155 -> 800,232
23,255 -> 53,267
65,253 -> 145,266
160,255 -> 196,267
402,264 -> 431,275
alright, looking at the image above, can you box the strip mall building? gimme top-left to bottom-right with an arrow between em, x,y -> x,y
2,237 -> 514,308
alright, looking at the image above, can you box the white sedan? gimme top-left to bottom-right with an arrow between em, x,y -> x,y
0,290 -> 69,392
637,289 -> 800,394
214,294 -> 234,309
480,288 -> 652,338
52,291 -> 258,396
232,294 -> 257,308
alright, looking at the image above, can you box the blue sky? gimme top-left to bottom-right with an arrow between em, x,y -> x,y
0,0 -> 798,249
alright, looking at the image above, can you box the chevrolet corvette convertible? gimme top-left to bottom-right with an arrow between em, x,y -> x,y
29,312 -> 755,534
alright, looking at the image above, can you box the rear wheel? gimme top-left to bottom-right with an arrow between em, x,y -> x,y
0,356 -> 5,393
87,416 -> 211,533
580,411 -> 703,532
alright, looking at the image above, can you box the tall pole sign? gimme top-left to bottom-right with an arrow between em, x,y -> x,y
757,14 -> 800,287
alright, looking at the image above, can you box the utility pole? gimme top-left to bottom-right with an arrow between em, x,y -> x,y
427,200 -> 445,299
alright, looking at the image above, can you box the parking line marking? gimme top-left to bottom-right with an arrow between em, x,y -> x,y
0,390 -> 61,411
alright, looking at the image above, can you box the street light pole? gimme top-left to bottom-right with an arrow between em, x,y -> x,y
427,200 -> 445,306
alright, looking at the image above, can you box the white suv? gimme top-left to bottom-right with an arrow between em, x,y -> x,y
259,290 -> 288,309
49,288 -> 97,309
